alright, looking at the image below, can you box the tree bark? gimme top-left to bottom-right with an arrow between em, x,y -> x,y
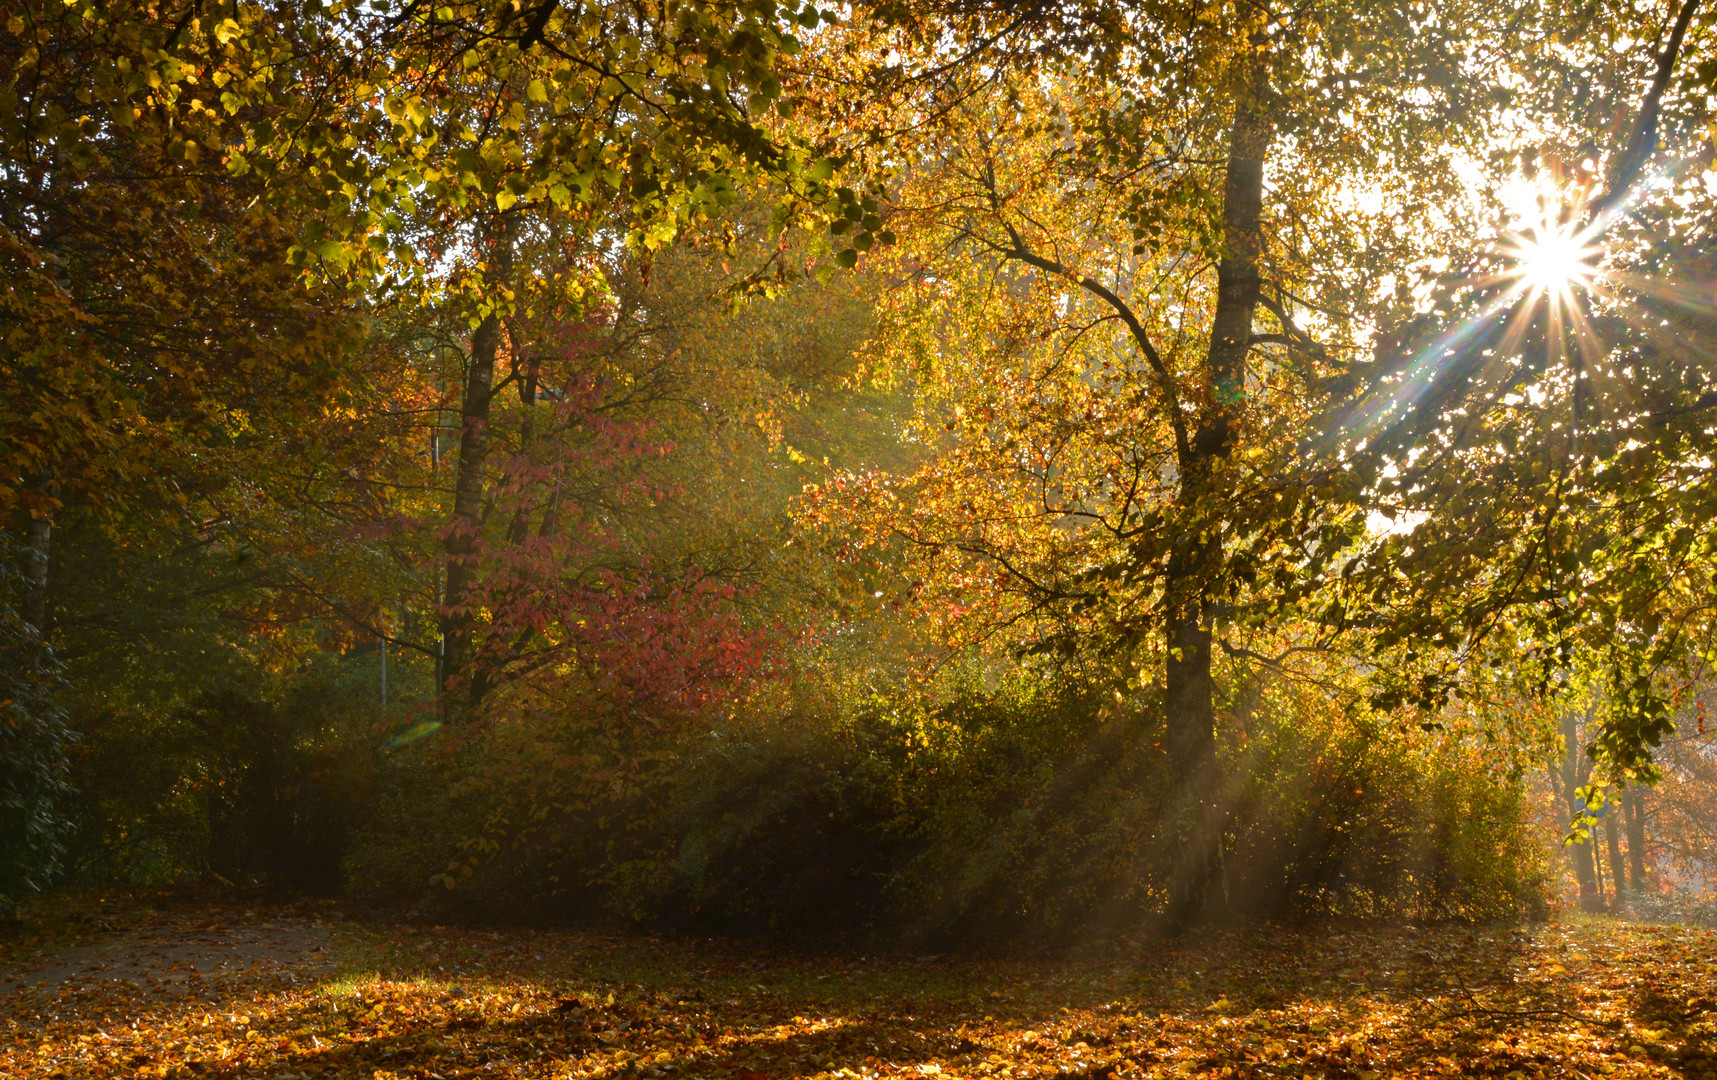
1163,598 -> 1215,778
506,335 -> 540,547
1568,819 -> 1601,910
439,216 -> 514,713
1591,824 -> 1607,902
20,511 -> 51,635
1159,95 -> 1271,931
1604,799 -> 1626,905
1623,783 -> 1647,891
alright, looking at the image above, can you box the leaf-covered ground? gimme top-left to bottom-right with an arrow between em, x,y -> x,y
3,900 -> 1716,1080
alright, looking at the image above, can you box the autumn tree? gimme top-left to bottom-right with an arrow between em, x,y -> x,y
810,2 -> 1521,784
270,0 -> 899,718
1648,686 -> 1717,897
816,0 -> 1717,805
6,0 -> 880,703
0,551 -> 71,914
1,2 -> 368,635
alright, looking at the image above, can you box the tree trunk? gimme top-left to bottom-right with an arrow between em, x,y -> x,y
1591,825 -> 1607,903
1623,784 -> 1647,891
439,216 -> 514,713
1159,96 -> 1271,930
1164,597 -> 1215,780
1568,816 -> 1601,910
506,338 -> 540,547
1199,101 -> 1269,466
1162,99 -> 1272,786
1560,713 -> 1603,911
20,509 -> 51,635
1604,800 -> 1626,906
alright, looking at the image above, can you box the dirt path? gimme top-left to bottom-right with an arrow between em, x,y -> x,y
0,903 -> 340,998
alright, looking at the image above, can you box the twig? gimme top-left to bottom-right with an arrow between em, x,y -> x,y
1430,980 -> 1621,1029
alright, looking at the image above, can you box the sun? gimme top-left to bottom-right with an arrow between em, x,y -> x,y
1504,218 -> 1600,298
1484,192 -> 1609,370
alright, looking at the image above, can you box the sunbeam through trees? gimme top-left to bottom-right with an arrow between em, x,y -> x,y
8,4 -> 1717,1073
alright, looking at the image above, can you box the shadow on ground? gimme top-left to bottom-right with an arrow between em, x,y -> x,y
2,901 -> 1715,1080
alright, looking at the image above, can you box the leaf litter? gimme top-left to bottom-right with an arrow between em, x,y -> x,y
3,903 -> 1715,1080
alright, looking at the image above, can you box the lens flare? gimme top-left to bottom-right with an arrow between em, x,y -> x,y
1504,218 -> 1600,298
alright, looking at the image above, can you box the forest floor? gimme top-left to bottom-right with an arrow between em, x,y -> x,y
2,897 -> 1715,1080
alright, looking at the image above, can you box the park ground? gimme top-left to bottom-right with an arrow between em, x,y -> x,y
2,897 -> 1715,1080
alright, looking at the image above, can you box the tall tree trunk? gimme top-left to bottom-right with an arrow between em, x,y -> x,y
17,472 -> 56,634
1163,597 -> 1214,779
1160,96 -> 1271,930
1623,784 -> 1647,891
506,338 -> 540,547
1162,99 -> 1271,785
1561,713 -> 1603,911
440,216 -> 514,713
1604,800 -> 1626,906
1591,824 -> 1607,903
1567,811 -> 1601,910
20,512 -> 51,635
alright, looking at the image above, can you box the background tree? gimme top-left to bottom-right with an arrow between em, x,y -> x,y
1,1 -> 365,623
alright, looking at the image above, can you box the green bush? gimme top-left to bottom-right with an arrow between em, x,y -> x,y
639,717 -> 913,935
342,735 -> 505,913
64,657 -> 386,892
1215,703 -> 1547,923
0,559 -> 74,916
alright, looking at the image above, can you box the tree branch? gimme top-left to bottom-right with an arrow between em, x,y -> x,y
1592,0 -> 1703,217
989,222 -> 1193,464
516,0 -> 561,51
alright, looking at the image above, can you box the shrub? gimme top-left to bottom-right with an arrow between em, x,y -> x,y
376,663 -> 1546,940
0,562 -> 74,916
64,658 -> 385,893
